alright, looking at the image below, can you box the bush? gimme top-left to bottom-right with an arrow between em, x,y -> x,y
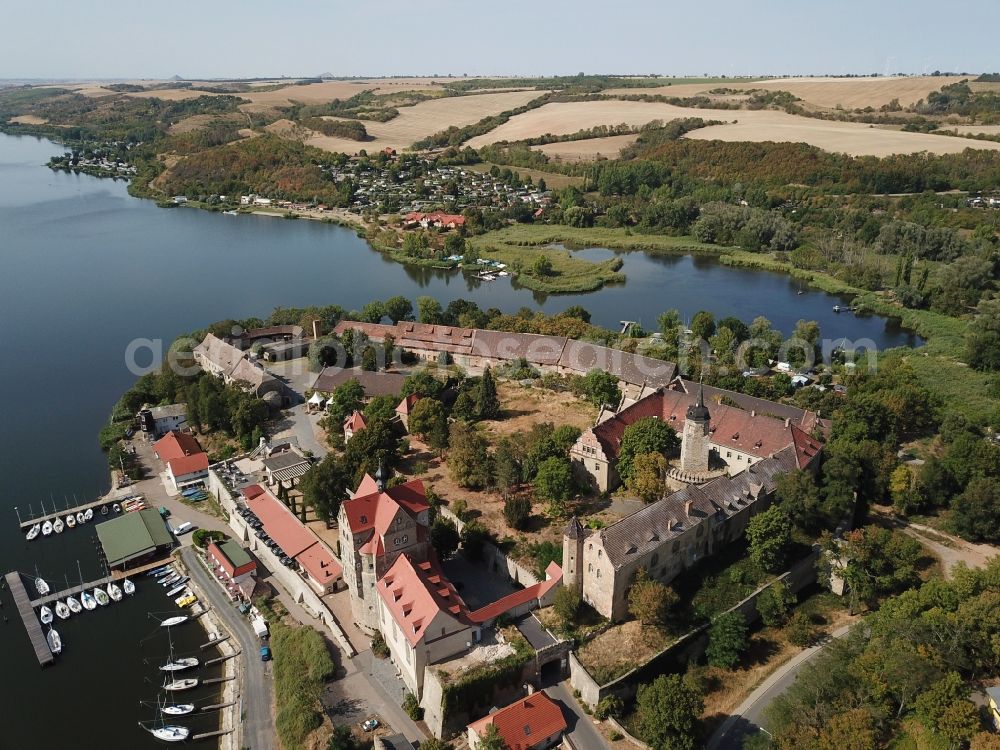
192,529 -> 226,548
594,695 -> 623,720
756,581 -> 796,628
785,610 -> 819,647
706,612 -> 748,668
371,631 -> 390,659
609,731 -> 624,742
554,585 -> 581,626
503,495 -> 532,530
451,498 -> 469,521
402,692 -> 424,721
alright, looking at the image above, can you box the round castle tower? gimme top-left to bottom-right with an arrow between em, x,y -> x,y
679,384 -> 711,474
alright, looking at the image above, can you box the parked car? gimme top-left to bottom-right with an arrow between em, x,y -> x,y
362,719 -> 379,732
260,645 -> 272,662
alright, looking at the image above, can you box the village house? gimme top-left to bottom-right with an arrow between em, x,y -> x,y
207,539 -> 258,600
343,410 -> 367,441
403,211 -> 467,230
396,393 -> 420,431
467,692 -> 567,750
193,333 -> 290,404
137,403 -> 187,438
311,366 -> 407,400
154,431 -> 209,493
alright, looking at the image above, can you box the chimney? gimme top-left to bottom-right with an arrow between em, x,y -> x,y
526,684 -> 536,695
685,500 -> 694,517
784,418 -> 790,428
312,319 -> 321,339
750,410 -> 755,417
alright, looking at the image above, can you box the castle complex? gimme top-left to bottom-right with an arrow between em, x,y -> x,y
565,381 -> 824,621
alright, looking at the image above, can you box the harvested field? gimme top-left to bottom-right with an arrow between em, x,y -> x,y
301,89 -> 545,154
8,115 -> 48,125
466,100 -> 1000,157
533,134 -> 640,162
263,118 -> 304,137
167,113 -> 240,134
126,87 -> 208,101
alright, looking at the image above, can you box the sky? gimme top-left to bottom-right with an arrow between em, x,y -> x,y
2,0 -> 997,80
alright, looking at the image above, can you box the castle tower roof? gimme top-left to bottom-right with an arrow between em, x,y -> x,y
686,383 -> 710,422
564,517 -> 586,539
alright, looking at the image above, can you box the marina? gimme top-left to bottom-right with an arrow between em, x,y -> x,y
16,495 -> 133,531
5,572 -> 55,667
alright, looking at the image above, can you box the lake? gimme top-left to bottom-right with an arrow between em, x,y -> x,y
0,132 -> 919,748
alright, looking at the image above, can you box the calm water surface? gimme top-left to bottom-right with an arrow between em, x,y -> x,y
0,133 -> 919,748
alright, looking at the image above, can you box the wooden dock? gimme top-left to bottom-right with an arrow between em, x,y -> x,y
200,634 -> 229,649
5,572 -> 54,666
192,728 -> 233,741
17,494 -> 143,530
205,652 -> 240,666
200,700 -> 237,713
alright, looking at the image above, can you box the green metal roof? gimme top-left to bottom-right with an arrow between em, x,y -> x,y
217,539 -> 253,569
97,508 -> 173,565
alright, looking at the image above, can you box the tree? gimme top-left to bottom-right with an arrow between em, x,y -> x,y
634,674 -> 704,750
477,366 -> 501,420
562,304 -> 590,323
532,255 -> 553,276
417,295 -> 443,324
493,438 -> 522,499
408,398 -> 449,451
823,526 -> 923,612
581,368 -> 621,408
706,612 -> 748,668
950,477 -> 1000,542
299,456 -> 349,523
628,568 -> 679,627
430,516 -> 460,559
626,452 -> 668,503
477,723 -> 508,750
326,378 -> 365,426
746,506 -> 794,571
328,724 -> 365,750
916,672 -> 980,745
553,585 -> 581,626
775,468 -> 825,533
360,345 -> 378,372
534,456 -> 574,516
360,300 -> 386,324
383,295 -> 414,324
447,421 -> 492,489
967,298 -> 1000,371
401,368 -> 445,399
502,495 -> 531,530
690,310 -> 716,341
617,417 -> 680,482
756,581 -> 796,627
785,610 -> 818,646
460,521 -> 489,561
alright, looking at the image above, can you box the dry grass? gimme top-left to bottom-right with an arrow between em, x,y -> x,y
167,113 -> 239,134
577,620 -> 673,683
465,100 -> 1000,156
943,124 -> 1000,136
481,382 -> 597,439
8,114 -> 48,125
533,134 -> 640,162
301,89 -> 545,154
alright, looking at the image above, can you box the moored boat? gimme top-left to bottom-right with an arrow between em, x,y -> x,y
41,520 -> 53,536
53,518 -> 65,534
160,574 -> 180,587
112,503 -> 121,513
39,605 -> 53,625
47,627 -> 62,655
76,511 -> 85,524
66,596 -> 81,614
26,524 -> 41,541
101,505 -> 109,515
166,583 -> 188,598
163,677 -> 198,692
123,578 -> 136,595
161,704 -> 195,716
175,594 -> 197,608
65,514 -> 76,529
35,577 -> 49,596
93,587 -> 110,606
160,657 -> 199,672
80,591 -> 97,610
148,566 -> 171,578
83,508 -> 94,522
107,582 -> 123,602
54,600 -> 71,620
147,725 -> 190,742
160,615 -> 188,628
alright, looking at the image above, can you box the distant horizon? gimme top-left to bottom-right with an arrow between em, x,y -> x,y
3,0 -> 997,81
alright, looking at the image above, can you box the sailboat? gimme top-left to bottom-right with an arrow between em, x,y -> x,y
54,600 -> 71,620
113,503 -> 121,513
83,508 -> 94,522
47,627 -> 62,655
160,615 -> 189,628
145,725 -> 190,743
65,514 -> 76,529
66,596 -> 82,614
76,511 -> 85,524
80,591 -> 97,610
26,524 -> 41,541
93,587 -> 110,607
39,605 -> 53,625
163,677 -> 198,692
123,578 -> 136,595
41,520 -> 53,536
35,576 -> 49,596
107,582 -> 123,602
166,583 -> 189,598
53,517 -> 65,534
161,704 -> 195,716
101,505 -> 109,515
160,657 -> 199,672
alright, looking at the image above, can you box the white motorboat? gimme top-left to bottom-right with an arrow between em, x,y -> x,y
76,511 -> 85,524
160,574 -> 180,587
66,596 -> 82,614
160,657 -> 199,672
83,508 -> 94,522
53,518 -> 65,534
160,616 -> 188,628
47,628 -> 62,655
65,514 -> 76,529
41,520 -> 53,536
25,524 -> 41,541
107,582 -> 123,602
39,605 -> 53,625
112,503 -> 121,513
163,678 -> 198,692
147,726 -> 190,742
54,601 -> 71,620
165,576 -> 188,590
80,591 -> 97,610
166,583 -> 188,598
161,704 -> 195,716
93,587 -> 110,606
35,577 -> 49,596
154,567 -> 176,579
123,578 -> 136,595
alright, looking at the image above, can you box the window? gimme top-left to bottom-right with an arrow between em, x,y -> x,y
402,535 -> 408,543
394,537 -> 400,546
588,563 -> 593,573
726,451 -> 731,458
596,570 -> 602,579
598,550 -> 602,559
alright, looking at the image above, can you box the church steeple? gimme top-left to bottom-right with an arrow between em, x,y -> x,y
686,382 -> 710,422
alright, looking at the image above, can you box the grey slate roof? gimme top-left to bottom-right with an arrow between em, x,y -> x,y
559,341 -> 676,387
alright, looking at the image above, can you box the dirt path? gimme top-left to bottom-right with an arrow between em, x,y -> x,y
872,512 -> 998,578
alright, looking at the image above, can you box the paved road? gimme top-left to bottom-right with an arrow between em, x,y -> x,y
708,623 -> 855,749
182,547 -> 274,750
546,682 -> 610,750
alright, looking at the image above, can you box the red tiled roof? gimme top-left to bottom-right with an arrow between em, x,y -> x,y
468,692 -> 567,750
396,393 -> 420,415
167,453 -> 209,477
344,410 -> 367,432
154,431 -> 203,462
354,473 -> 380,497
377,554 -> 470,647
790,424 -> 823,469
404,211 -> 466,226
469,563 -> 562,624
342,479 -> 429,535
243,485 -> 342,582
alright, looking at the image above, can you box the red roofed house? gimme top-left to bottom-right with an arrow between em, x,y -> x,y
395,394 -> 420,432
338,475 -> 431,630
375,554 -> 477,696
208,540 -> 257,599
154,431 -> 209,493
403,211 -> 466,230
467,692 -> 567,750
343,410 -> 367,442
